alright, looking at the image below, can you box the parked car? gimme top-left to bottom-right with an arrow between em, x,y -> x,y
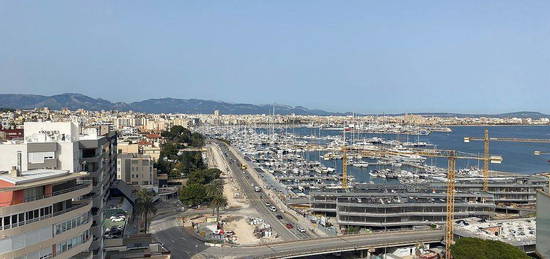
285,223 -> 294,229
270,206 -> 277,212
276,214 -> 283,220
297,227 -> 306,233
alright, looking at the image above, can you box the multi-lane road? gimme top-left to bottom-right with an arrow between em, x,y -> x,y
152,141 -> 444,258
150,210 -> 208,258
213,140 -> 310,240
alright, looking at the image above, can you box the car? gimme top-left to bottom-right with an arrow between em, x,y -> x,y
265,202 -> 271,207
270,206 -> 277,212
276,214 -> 283,220
297,227 -> 306,233
285,223 -> 294,229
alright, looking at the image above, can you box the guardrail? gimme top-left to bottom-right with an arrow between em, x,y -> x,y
261,237 -> 443,259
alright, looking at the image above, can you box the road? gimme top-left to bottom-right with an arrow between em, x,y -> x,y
211,141 -> 309,240
197,230 -> 444,258
150,211 -> 208,259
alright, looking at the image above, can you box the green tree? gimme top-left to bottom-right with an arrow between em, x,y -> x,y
187,168 -> 222,185
179,183 -> 207,207
450,237 -> 530,259
190,132 -> 205,147
160,142 -> 178,159
135,189 -> 157,234
206,179 -> 224,213
209,194 -> 227,224
162,125 -> 192,144
178,152 -> 206,176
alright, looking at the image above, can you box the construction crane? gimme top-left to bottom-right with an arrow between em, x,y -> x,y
341,128 -> 350,189
342,145 -> 349,188
464,128 -> 550,191
355,147 -> 502,258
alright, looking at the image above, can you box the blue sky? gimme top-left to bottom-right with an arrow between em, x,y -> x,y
0,1 -> 549,114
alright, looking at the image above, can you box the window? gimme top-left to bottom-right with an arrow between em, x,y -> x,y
11,215 -> 17,224
82,148 -> 96,158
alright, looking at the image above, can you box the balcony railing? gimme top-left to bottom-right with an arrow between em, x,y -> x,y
0,200 -> 90,231
53,201 -> 90,217
0,180 -> 92,207
24,180 -> 92,203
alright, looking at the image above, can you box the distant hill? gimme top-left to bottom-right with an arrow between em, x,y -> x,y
0,93 -> 127,111
0,93 -> 547,118
384,112 -> 550,119
0,93 -> 337,115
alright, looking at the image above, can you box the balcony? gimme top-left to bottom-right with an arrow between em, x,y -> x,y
0,181 -> 92,215
53,201 -> 91,217
0,200 -> 91,231
23,181 -> 92,203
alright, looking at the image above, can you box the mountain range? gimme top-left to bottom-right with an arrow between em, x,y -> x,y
0,93 -> 337,115
0,93 -> 547,118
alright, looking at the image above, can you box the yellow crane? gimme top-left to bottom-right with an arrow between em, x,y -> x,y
464,128 -> 550,191
342,145 -> 348,188
340,127 -> 353,189
355,148 -> 502,258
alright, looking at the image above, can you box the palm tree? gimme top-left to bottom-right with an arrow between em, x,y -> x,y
206,179 -> 224,215
135,189 -> 157,234
209,194 -> 228,224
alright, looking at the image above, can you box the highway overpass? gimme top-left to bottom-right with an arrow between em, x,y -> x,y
197,230 -> 444,258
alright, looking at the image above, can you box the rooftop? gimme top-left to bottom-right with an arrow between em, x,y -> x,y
0,169 -> 70,185
455,217 -> 536,246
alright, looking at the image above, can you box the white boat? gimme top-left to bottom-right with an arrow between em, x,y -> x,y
352,162 -> 369,168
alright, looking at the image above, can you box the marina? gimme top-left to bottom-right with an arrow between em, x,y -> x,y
199,125 -> 550,200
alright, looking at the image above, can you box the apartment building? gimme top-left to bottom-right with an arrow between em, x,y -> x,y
0,168 -> 92,259
0,121 -> 117,258
117,154 -> 156,187
310,184 -> 495,231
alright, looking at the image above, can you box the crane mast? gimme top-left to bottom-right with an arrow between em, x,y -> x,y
445,151 -> 456,258
483,128 -> 490,191
342,128 -> 348,189
464,128 -> 550,192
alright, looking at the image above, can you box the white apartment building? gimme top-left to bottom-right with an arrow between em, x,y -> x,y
0,122 -> 118,259
0,168 -> 93,259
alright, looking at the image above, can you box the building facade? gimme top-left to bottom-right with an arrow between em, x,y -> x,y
0,168 -> 92,259
0,122 -> 118,259
432,176 -> 548,206
311,184 -> 495,231
116,154 -> 155,186
537,190 -> 550,258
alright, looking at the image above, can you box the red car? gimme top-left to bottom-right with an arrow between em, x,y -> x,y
285,223 -> 294,229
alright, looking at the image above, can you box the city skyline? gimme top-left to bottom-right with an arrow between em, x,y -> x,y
1,1 -> 549,113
